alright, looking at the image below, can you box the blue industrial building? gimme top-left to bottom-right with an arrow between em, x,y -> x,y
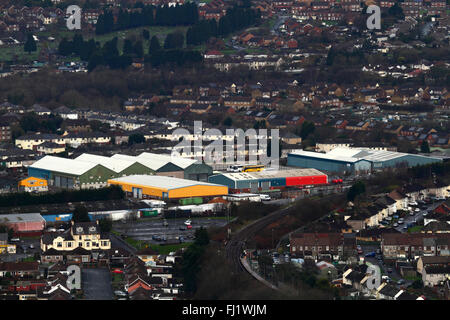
287,148 -> 442,174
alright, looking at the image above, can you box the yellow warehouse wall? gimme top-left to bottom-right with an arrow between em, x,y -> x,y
169,185 -> 228,198
108,180 -> 167,198
108,180 -> 228,199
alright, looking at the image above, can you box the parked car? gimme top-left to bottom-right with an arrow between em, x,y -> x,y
414,208 -> 420,212
114,290 -> 127,297
393,223 -> 398,227
259,194 -> 271,201
10,238 -> 20,242
365,252 -> 376,257
179,226 -> 186,231
186,224 -> 192,229
152,235 -> 162,241
397,279 -> 406,285
387,268 -> 393,273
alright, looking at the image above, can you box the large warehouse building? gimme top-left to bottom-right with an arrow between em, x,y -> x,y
208,168 -> 328,193
28,152 -> 213,189
107,175 -> 228,200
287,147 -> 442,174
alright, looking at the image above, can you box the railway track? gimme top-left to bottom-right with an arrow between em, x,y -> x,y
225,205 -> 294,272
225,192 -> 347,274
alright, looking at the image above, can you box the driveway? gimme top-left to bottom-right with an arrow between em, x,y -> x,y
82,268 -> 113,300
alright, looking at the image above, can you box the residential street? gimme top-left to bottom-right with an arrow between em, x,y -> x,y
82,268 -> 113,300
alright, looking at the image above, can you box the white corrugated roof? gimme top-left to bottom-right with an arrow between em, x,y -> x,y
108,174 -> 224,190
75,153 -> 136,173
111,154 -> 167,171
214,168 -> 326,181
289,149 -> 361,163
291,147 -> 441,163
138,152 -> 198,169
0,213 -> 45,223
30,155 -> 99,176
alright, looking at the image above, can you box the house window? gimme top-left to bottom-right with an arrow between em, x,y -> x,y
67,242 -> 72,248
57,242 -> 62,248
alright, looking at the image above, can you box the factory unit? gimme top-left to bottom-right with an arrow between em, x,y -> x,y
107,175 -> 228,200
27,152 -> 213,190
75,153 -> 154,176
113,152 -> 213,181
287,148 -> 443,174
208,168 -> 328,193
28,155 -> 117,189
0,213 -> 46,234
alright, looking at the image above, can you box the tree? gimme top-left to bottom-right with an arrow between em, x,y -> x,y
72,205 -> 91,222
128,133 -> 146,145
223,116 -> 233,126
98,218 -> 113,233
347,181 -> 366,202
149,35 -> 161,54
164,31 -> 184,49
142,29 -> 150,40
420,140 -> 430,153
58,38 -> 73,56
133,40 -> 144,58
412,279 -> 423,289
24,33 -> 37,54
299,121 -> 315,140
123,39 -> 134,55
194,227 -> 209,246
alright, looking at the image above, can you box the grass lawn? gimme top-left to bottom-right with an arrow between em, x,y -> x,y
22,256 -> 36,262
149,243 -> 191,255
408,226 -> 423,233
123,235 -> 191,254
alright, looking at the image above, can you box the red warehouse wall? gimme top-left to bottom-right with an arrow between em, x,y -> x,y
285,175 -> 328,186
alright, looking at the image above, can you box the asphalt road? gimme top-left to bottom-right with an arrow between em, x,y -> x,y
394,200 -> 445,233
113,217 -> 229,243
82,268 -> 113,300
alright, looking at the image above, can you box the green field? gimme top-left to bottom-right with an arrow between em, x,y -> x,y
123,234 -> 191,254
0,25 -> 190,63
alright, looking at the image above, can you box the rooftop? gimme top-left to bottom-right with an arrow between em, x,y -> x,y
108,175 -> 225,191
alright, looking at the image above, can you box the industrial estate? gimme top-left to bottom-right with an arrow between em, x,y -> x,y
0,0 -> 449,305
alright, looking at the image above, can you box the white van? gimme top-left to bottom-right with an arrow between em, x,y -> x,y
227,165 -> 243,172
260,194 -> 271,201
